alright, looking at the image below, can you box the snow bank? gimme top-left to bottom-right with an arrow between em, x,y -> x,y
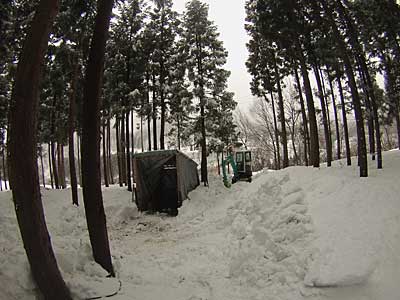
222,172 -> 318,299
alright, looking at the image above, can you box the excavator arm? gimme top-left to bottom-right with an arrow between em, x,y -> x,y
222,155 -> 238,188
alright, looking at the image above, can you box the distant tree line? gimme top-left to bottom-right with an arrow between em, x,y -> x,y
245,0 -> 400,177
1,0 -> 236,298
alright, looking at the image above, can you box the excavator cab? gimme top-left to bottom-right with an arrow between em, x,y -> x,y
222,149 -> 253,187
232,151 -> 252,183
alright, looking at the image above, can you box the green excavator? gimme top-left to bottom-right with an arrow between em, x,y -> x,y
222,150 -> 253,188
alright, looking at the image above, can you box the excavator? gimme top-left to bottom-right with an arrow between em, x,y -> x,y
222,150 -> 253,188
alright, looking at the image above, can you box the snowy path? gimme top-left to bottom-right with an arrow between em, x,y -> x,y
104,173 -> 321,300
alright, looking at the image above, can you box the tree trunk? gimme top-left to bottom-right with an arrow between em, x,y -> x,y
313,63 -> 332,166
322,0 -> 367,177
107,118 -> 114,184
57,143 -> 66,188
116,118 -> 123,187
8,0 -> 72,298
200,101 -> 208,186
152,73 -> 158,151
358,65 -> 376,161
120,117 -> 127,184
68,60 -> 79,205
146,75 -> 152,151
48,143 -> 54,188
61,145 -> 66,188
395,106 -> 400,149
77,134 -> 82,186
80,0 -> 115,276
177,115 -> 181,150
294,67 -> 310,166
141,115 -> 145,152
102,124 -> 109,187
298,49 -> 319,167
125,111 -> 132,192
40,147 -> 46,188
265,93 -> 280,169
337,75 -> 351,165
338,0 -> 382,169
274,60 -> 289,168
328,73 -> 341,160
51,141 -> 59,188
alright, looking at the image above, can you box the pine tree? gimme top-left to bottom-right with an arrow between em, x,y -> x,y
148,0 -> 180,149
182,0 -> 236,185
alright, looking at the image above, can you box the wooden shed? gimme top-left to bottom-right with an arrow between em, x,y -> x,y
133,150 -> 199,215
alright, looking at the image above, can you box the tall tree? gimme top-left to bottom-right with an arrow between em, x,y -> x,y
183,0 -> 236,185
8,0 -> 72,298
80,0 -> 115,276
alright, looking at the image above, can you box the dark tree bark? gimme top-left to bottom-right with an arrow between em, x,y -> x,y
177,115 -> 181,150
339,0 -> 382,168
68,60 -> 79,205
50,141 -> 58,188
107,118 -> 114,184
382,55 -> 400,149
200,100 -> 208,186
48,143 -> 54,188
264,93 -> 280,169
294,67 -> 310,166
80,0 -> 115,276
160,76 -> 166,150
125,111 -> 132,191
274,60 -> 289,168
7,0 -> 72,298
322,0 -> 367,177
337,75 -> 351,165
77,134 -> 82,185
39,147 -> 46,188
140,115 -> 144,152
314,63 -> 332,167
116,118 -> 123,187
120,117 -> 127,184
130,110 -> 134,153
57,143 -> 66,188
102,124 -> 109,187
298,47 -> 320,167
358,65 -> 376,160
152,72 -> 158,151
328,73 -> 341,160
146,74 -> 152,151
395,106 -> 400,149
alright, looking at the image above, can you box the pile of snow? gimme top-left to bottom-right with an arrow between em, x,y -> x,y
224,173 -> 316,299
1,150 -> 400,300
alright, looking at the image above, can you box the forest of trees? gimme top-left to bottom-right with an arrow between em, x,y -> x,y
0,0 -> 237,193
0,0 -> 236,298
0,0 -> 399,298
244,0 -> 400,177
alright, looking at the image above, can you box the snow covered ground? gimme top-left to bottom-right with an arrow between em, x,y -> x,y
0,150 -> 399,300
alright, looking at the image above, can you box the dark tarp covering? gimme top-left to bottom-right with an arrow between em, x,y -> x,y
133,150 -> 199,213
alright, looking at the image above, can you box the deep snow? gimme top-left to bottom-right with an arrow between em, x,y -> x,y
0,150 -> 399,300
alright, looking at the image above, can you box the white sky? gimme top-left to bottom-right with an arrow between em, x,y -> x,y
172,0 -> 253,112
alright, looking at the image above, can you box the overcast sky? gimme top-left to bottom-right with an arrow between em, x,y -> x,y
172,0 -> 253,112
